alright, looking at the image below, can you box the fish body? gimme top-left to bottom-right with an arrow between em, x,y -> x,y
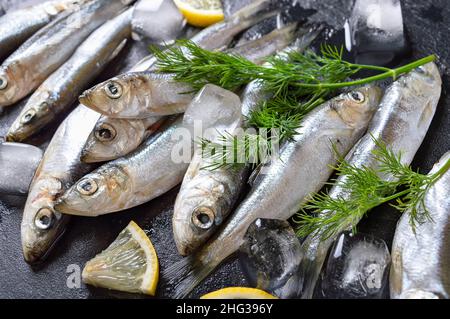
390,152 -> 450,299
163,85 -> 382,298
0,0 -> 87,62
54,84 -> 242,216
0,0 -> 133,107
299,62 -> 442,299
80,116 -> 163,163
6,8 -> 132,142
21,105 -> 100,264
79,22 -> 300,119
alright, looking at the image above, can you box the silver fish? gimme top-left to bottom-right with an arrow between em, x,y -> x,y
0,142 -> 43,195
80,116 -> 164,163
172,30 -> 322,256
54,84 -> 242,216
390,151 -> 450,299
298,62 -> 442,299
6,8 -> 132,142
162,84 -> 382,298
21,105 -> 100,264
0,0 -> 88,62
79,23 -> 299,119
0,0 -> 133,107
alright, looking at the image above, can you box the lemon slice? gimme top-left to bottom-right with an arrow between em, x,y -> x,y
82,221 -> 159,296
173,0 -> 224,27
201,287 -> 278,299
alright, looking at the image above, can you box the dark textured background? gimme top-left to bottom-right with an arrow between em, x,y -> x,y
0,0 -> 449,299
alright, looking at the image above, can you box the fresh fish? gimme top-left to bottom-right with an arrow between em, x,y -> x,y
0,142 -> 43,195
54,84 -> 242,216
5,8 -> 132,142
298,62 -> 442,299
0,0 -> 133,107
171,30 -> 322,256
80,116 -> 164,163
390,151 -> 450,299
131,0 -> 186,43
162,84 -> 382,298
0,0 -> 88,62
79,23 -> 300,119
21,105 -> 100,264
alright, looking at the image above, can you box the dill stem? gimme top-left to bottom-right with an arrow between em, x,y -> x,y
290,55 -> 436,90
430,158 -> 450,183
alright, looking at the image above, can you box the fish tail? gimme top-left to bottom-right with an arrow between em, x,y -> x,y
233,0 -> 280,25
161,255 -> 218,299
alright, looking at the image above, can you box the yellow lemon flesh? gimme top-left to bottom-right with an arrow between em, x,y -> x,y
82,221 -> 159,296
201,287 -> 278,299
174,0 -> 224,27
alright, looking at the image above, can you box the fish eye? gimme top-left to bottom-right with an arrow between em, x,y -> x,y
0,75 -> 8,90
348,91 -> 365,103
192,207 -> 215,230
104,81 -> 123,99
94,123 -> 116,142
20,109 -> 37,124
35,208 -> 55,230
77,179 -> 98,196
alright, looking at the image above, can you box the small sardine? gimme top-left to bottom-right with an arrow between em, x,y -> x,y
21,105 -> 100,264
6,8 -> 132,142
298,62 -> 442,299
54,84 -> 242,216
390,151 -> 450,299
80,116 -> 164,163
0,0 -> 133,107
79,23 -> 300,119
0,0 -> 87,62
161,84 -> 382,298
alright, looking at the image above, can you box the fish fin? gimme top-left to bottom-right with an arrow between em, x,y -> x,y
160,255 -> 215,299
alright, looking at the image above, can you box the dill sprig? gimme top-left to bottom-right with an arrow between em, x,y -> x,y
295,138 -> 450,239
152,40 -> 435,169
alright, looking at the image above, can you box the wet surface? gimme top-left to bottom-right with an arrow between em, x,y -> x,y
1,0 -> 450,299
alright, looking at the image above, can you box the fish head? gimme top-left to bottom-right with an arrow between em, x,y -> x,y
331,85 -> 383,128
0,64 -> 23,106
407,62 -> 442,96
79,73 -> 150,118
173,176 -> 230,256
21,177 -> 69,264
6,93 -> 54,142
80,117 -> 145,163
54,165 -> 130,216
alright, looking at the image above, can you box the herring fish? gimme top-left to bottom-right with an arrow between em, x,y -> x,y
390,151 -> 450,299
77,0 -> 284,118
54,84 -> 242,216
6,8 -> 132,142
162,85 -> 382,298
0,0 -> 88,62
172,30 -> 322,256
79,23 -> 300,119
80,116 -> 164,163
0,0 -> 133,107
298,62 -> 442,299
21,105 -> 100,264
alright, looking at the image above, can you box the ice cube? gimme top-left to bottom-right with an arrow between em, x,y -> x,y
239,219 -> 303,298
318,231 -> 391,299
131,0 -> 186,43
0,142 -> 43,195
349,0 -> 409,65
183,84 -> 242,143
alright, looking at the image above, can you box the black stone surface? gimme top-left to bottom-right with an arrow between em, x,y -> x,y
0,0 -> 449,299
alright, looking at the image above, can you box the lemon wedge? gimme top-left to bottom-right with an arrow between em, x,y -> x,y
82,221 -> 159,296
173,0 -> 224,27
201,287 -> 278,299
